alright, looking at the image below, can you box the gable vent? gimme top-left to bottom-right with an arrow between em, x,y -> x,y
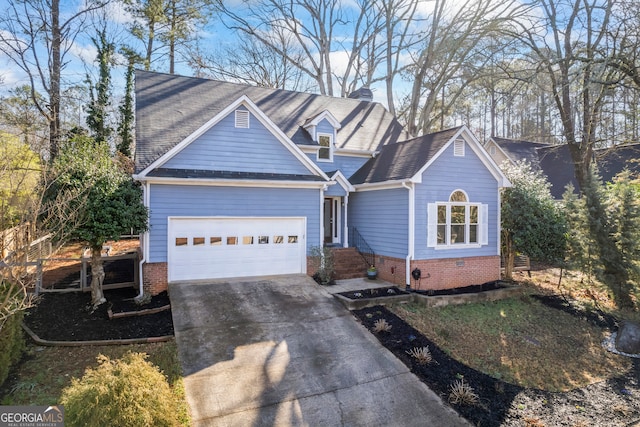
235,110 -> 250,128
454,139 -> 465,157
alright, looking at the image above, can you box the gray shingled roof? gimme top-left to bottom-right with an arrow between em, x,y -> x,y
492,137 -> 550,166
349,127 -> 462,184
135,70 -> 409,173
496,139 -> 640,199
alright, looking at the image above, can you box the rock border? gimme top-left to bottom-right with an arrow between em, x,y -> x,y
107,304 -> 171,320
333,284 -> 523,310
22,323 -> 174,347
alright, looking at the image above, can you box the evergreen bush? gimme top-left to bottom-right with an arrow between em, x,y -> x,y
61,352 -> 180,427
0,305 -> 25,387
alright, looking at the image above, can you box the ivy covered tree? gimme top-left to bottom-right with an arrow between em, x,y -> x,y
86,28 -> 115,145
117,48 -> 140,158
43,131 -> 148,306
501,161 -> 567,280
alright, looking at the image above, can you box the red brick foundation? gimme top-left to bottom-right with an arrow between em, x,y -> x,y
410,256 -> 501,291
368,255 -> 408,286
142,262 -> 168,296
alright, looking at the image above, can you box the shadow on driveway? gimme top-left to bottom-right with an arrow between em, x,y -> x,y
170,275 -> 469,426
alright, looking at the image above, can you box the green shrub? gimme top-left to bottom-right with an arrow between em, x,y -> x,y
61,352 -> 181,427
0,309 -> 25,387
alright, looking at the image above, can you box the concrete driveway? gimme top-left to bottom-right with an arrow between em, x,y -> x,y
170,275 -> 469,427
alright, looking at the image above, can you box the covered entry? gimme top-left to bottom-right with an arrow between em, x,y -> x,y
168,217 -> 306,281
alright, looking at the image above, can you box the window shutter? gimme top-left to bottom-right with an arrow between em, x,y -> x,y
427,203 -> 438,247
235,110 -> 250,128
480,204 -> 489,245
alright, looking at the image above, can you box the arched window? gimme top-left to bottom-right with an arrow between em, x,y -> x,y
428,190 -> 487,248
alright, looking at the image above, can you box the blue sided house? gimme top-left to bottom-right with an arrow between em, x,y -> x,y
133,71 -> 510,295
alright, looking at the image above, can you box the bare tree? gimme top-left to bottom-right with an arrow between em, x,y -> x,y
0,0 -> 107,160
508,0 -> 619,186
215,0 -> 386,96
402,0 -> 523,135
190,30 -> 315,91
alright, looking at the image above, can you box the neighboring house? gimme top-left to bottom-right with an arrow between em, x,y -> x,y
133,71 -> 510,294
486,137 -> 640,199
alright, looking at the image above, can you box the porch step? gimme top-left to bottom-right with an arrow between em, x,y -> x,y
330,247 -> 369,280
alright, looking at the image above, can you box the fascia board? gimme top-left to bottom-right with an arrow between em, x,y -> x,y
133,176 -> 328,189
408,126 -> 511,188
303,110 -> 342,130
329,170 -> 355,192
352,180 -> 408,192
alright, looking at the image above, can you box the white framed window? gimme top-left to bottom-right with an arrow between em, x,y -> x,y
317,133 -> 333,161
428,190 -> 488,249
489,145 -> 496,155
235,110 -> 250,128
454,139 -> 465,157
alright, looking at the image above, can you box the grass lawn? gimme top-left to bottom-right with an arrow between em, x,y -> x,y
0,340 -> 190,425
389,294 -> 632,392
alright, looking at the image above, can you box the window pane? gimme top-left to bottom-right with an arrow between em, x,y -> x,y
193,237 -> 205,246
450,191 -> 467,202
451,205 -> 466,224
318,135 -> 331,159
175,237 -> 188,246
243,236 -> 254,244
469,225 -> 478,243
437,225 -> 446,244
227,237 -> 238,245
451,225 -> 465,244
288,235 -> 298,243
437,205 -> 446,223
258,236 -> 269,244
274,236 -> 284,244
319,135 -> 331,147
318,147 -> 330,159
210,237 -> 222,245
469,205 -> 478,224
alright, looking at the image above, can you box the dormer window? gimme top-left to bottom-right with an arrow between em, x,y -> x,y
318,133 -> 333,161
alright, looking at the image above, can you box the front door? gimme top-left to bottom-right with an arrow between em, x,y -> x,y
323,197 -> 341,245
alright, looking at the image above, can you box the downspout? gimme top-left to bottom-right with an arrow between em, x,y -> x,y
402,182 -> 415,287
320,184 -> 327,248
343,192 -> 349,248
137,181 -> 150,299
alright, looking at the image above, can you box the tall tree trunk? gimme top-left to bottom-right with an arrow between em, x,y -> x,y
90,246 -> 106,306
502,230 -> 514,281
50,0 -> 61,160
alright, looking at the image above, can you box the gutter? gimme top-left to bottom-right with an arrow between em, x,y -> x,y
137,181 -> 150,300
402,181 -> 415,287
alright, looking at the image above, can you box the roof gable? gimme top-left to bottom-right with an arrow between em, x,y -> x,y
136,94 -> 328,180
135,70 -> 408,173
303,110 -> 342,131
350,126 -> 509,187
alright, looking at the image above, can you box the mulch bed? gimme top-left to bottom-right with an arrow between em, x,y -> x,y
24,287 -> 174,341
412,280 -> 508,296
337,286 -> 409,300
353,296 -> 640,427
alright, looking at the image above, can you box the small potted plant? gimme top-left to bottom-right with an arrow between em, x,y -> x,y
367,265 -> 378,280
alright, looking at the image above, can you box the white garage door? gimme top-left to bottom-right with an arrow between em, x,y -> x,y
168,217 -> 306,282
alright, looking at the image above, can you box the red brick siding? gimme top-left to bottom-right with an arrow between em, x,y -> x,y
142,262 -> 168,295
372,255 -> 408,286
409,256 -> 500,291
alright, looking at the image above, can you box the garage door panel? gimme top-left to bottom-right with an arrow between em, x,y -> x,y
168,217 -> 305,281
